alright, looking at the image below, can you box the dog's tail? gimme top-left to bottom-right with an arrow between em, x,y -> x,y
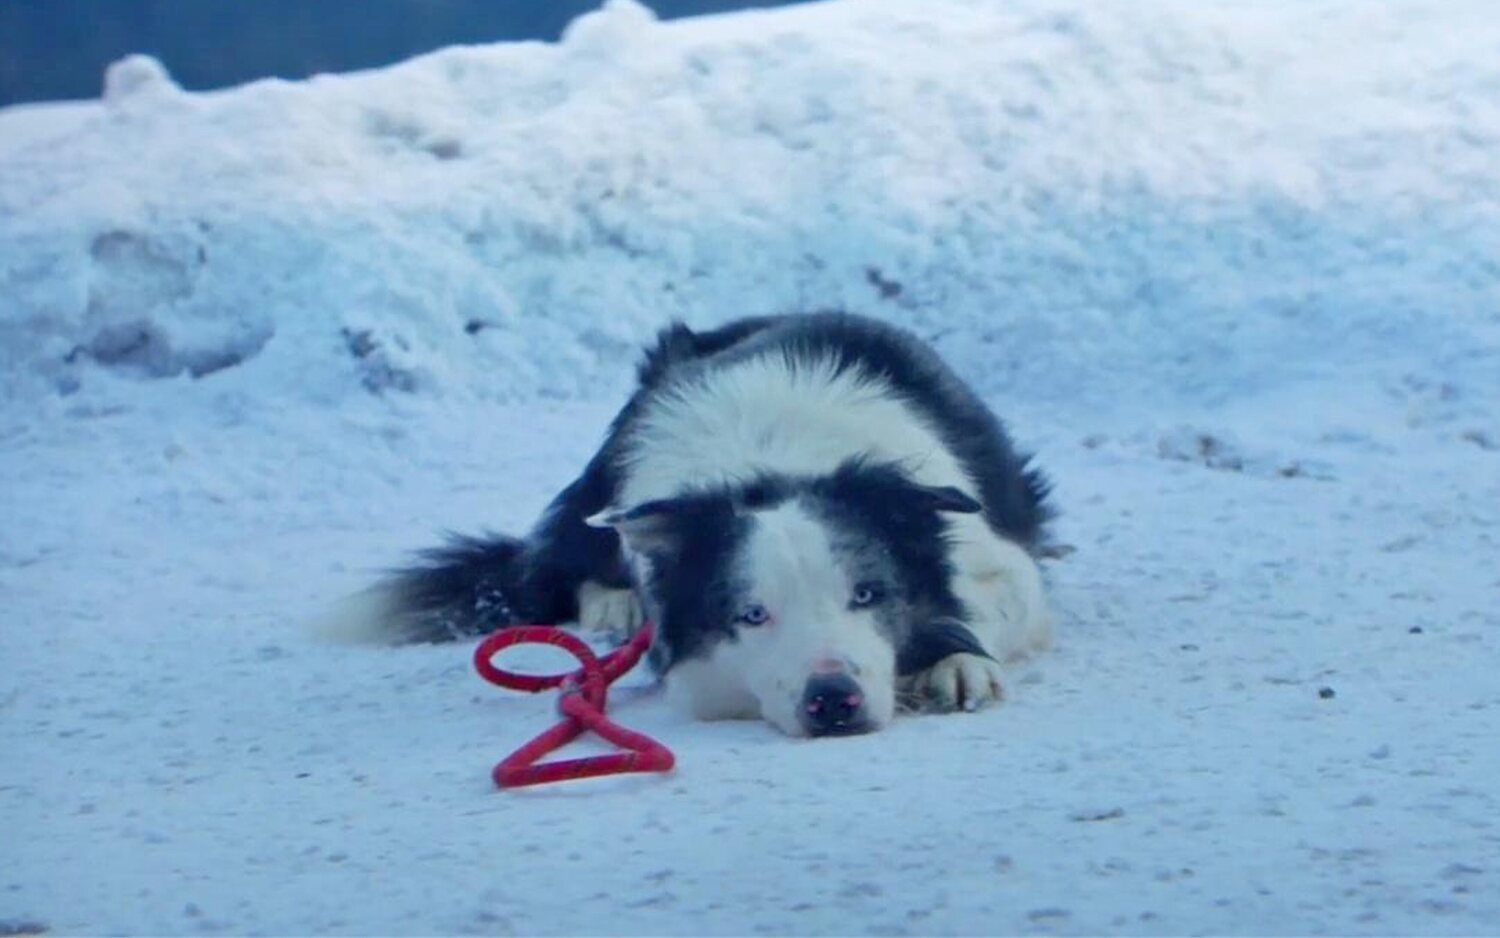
316,533 -> 547,645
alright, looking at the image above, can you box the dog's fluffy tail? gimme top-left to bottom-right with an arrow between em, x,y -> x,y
315,534 -> 536,645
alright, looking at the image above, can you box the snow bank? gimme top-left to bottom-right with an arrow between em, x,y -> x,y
3,0 -> 1497,414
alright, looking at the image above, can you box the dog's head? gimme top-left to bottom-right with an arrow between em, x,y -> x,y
590,459 -> 979,736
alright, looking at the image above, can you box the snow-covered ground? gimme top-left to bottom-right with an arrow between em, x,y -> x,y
3,0 -> 1498,934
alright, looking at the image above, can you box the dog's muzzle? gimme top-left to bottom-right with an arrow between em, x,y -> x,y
799,669 -> 871,736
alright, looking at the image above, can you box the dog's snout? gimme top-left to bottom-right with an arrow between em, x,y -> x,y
800,671 -> 870,736
811,654 -> 857,676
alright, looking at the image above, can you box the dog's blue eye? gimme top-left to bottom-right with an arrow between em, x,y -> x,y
738,603 -> 771,626
850,583 -> 886,608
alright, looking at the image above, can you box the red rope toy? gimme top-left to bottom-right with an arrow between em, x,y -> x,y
473,622 -> 675,788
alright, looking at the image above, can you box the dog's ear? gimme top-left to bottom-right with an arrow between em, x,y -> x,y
916,485 -> 983,515
586,497 -> 724,554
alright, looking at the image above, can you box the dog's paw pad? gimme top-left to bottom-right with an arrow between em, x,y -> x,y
917,653 -> 1004,712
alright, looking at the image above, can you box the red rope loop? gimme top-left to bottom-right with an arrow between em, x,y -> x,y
473,623 -> 675,788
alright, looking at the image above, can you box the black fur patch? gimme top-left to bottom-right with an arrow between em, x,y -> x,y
896,619 -> 994,676
526,449 -> 633,600
807,460 -> 976,673
623,496 -> 752,672
386,533 -> 532,642
635,317 -> 782,390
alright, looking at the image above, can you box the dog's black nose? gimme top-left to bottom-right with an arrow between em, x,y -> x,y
800,671 -> 870,736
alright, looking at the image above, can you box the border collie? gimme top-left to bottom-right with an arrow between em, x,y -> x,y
349,312 -> 1052,736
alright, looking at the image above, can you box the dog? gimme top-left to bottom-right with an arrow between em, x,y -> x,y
345,312 -> 1053,736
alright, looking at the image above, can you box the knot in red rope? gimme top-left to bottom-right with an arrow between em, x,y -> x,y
473,623 -> 675,788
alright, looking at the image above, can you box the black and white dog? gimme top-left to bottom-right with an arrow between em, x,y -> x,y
349,312 -> 1052,736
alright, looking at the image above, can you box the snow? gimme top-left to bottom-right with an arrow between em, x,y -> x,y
2,0 -> 1498,934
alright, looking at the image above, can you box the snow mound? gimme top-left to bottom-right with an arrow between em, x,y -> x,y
2,0 -> 1497,413
102,54 -> 183,106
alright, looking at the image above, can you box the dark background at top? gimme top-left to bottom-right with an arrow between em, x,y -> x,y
0,0 -> 812,107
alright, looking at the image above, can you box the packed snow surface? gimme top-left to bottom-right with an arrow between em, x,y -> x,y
3,0 -> 1498,934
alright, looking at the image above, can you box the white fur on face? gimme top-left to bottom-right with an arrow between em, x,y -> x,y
665,645 -> 759,721
671,501 -> 898,736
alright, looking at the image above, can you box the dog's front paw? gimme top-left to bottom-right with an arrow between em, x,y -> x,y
913,652 -> 1005,713
575,581 -> 644,639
